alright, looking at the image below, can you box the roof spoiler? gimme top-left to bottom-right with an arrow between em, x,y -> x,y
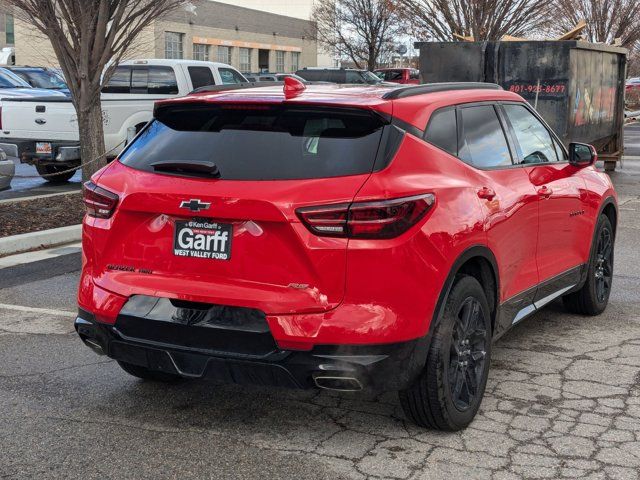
382,82 -> 502,100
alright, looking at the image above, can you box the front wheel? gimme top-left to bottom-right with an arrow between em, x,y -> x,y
400,275 -> 492,430
563,214 -> 614,315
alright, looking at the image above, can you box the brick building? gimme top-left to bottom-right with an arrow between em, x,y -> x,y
13,1 -> 317,73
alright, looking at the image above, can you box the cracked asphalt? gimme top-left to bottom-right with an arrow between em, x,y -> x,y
1,125 -> 640,479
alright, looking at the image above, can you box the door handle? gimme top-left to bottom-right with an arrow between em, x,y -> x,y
537,186 -> 553,198
477,187 -> 496,200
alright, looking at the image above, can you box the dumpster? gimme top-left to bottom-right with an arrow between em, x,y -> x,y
414,41 -> 628,171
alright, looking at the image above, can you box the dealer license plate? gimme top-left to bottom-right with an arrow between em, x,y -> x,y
173,220 -> 232,260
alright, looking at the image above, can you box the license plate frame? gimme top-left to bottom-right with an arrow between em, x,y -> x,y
173,219 -> 232,261
35,142 -> 52,155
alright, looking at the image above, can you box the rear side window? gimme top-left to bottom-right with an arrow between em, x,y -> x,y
188,66 -> 215,89
409,69 -> 420,80
425,108 -> 457,156
103,66 -> 131,93
120,106 -> 387,180
503,104 -> 558,164
147,67 -> 178,94
103,66 -> 178,94
459,105 -> 512,168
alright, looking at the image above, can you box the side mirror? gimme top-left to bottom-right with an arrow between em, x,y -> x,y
569,142 -> 597,167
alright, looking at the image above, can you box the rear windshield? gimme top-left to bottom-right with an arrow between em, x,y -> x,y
119,105 -> 387,180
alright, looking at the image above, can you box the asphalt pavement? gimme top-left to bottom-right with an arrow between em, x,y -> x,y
1,127 -> 640,479
0,157 -> 81,201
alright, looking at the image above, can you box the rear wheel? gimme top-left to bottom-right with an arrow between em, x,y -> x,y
117,361 -> 184,383
400,275 -> 491,430
563,214 -> 614,315
35,163 -> 75,183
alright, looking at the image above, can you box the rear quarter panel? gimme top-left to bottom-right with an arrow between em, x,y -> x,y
339,134 -> 486,342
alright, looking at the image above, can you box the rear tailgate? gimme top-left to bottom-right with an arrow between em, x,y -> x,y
87,103 -> 391,315
1,97 -> 78,141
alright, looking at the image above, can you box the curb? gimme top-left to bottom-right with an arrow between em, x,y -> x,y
0,224 -> 82,257
0,189 -> 81,205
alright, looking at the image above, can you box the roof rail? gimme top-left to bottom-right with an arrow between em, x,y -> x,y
382,82 -> 502,100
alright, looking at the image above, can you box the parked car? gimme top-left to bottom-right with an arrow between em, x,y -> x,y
0,67 -> 67,99
374,68 -> 421,84
626,77 -> 640,90
75,80 -> 617,431
244,73 -> 277,82
245,73 -> 306,83
0,148 -> 14,191
0,46 -> 15,66
0,59 -> 248,182
295,67 -> 383,84
275,73 -> 307,82
626,77 -> 640,107
5,66 -> 71,96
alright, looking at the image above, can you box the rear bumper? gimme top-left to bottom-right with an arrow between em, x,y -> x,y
75,307 -> 429,392
0,138 -> 80,163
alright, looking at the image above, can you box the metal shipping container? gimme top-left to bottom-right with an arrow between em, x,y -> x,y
415,41 -> 627,170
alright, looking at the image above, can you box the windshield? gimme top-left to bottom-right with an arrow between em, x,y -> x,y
0,69 -> 31,88
120,105 -> 387,180
14,69 -> 67,89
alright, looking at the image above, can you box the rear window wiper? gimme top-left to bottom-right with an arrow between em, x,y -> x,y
150,160 -> 221,178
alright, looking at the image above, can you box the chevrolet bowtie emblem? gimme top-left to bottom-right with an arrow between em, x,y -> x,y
180,199 -> 211,212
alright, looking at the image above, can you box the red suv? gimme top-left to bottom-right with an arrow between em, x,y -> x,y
76,80 -> 617,430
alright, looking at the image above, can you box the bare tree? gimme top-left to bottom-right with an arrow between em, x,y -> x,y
312,0 -> 404,70
3,0 -> 186,181
399,0 -> 551,41
552,0 -> 640,49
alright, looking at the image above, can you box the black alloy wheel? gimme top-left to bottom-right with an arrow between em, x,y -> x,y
400,275 -> 492,430
594,225 -> 613,303
449,297 -> 488,411
563,214 -> 614,316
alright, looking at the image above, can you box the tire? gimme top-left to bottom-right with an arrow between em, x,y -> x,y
400,275 -> 492,430
35,164 -> 75,183
563,214 -> 614,316
117,361 -> 184,383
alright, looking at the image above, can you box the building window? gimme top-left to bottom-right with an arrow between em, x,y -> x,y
193,43 -> 209,61
239,48 -> 251,73
291,52 -> 300,72
5,14 -> 14,45
217,46 -> 232,65
165,32 -> 184,59
275,51 -> 285,72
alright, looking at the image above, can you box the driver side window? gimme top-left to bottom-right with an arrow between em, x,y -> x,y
503,104 -> 558,164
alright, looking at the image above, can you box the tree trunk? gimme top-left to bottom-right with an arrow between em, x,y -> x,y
77,100 -> 107,183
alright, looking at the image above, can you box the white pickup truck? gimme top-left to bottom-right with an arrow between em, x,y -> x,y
0,59 -> 247,182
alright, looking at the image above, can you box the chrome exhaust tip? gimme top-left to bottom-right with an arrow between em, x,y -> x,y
314,375 -> 363,392
83,338 -> 105,355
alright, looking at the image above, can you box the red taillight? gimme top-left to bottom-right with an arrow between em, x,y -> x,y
297,194 -> 435,239
83,181 -> 119,219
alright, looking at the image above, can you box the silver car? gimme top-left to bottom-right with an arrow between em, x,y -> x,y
0,148 -> 14,191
